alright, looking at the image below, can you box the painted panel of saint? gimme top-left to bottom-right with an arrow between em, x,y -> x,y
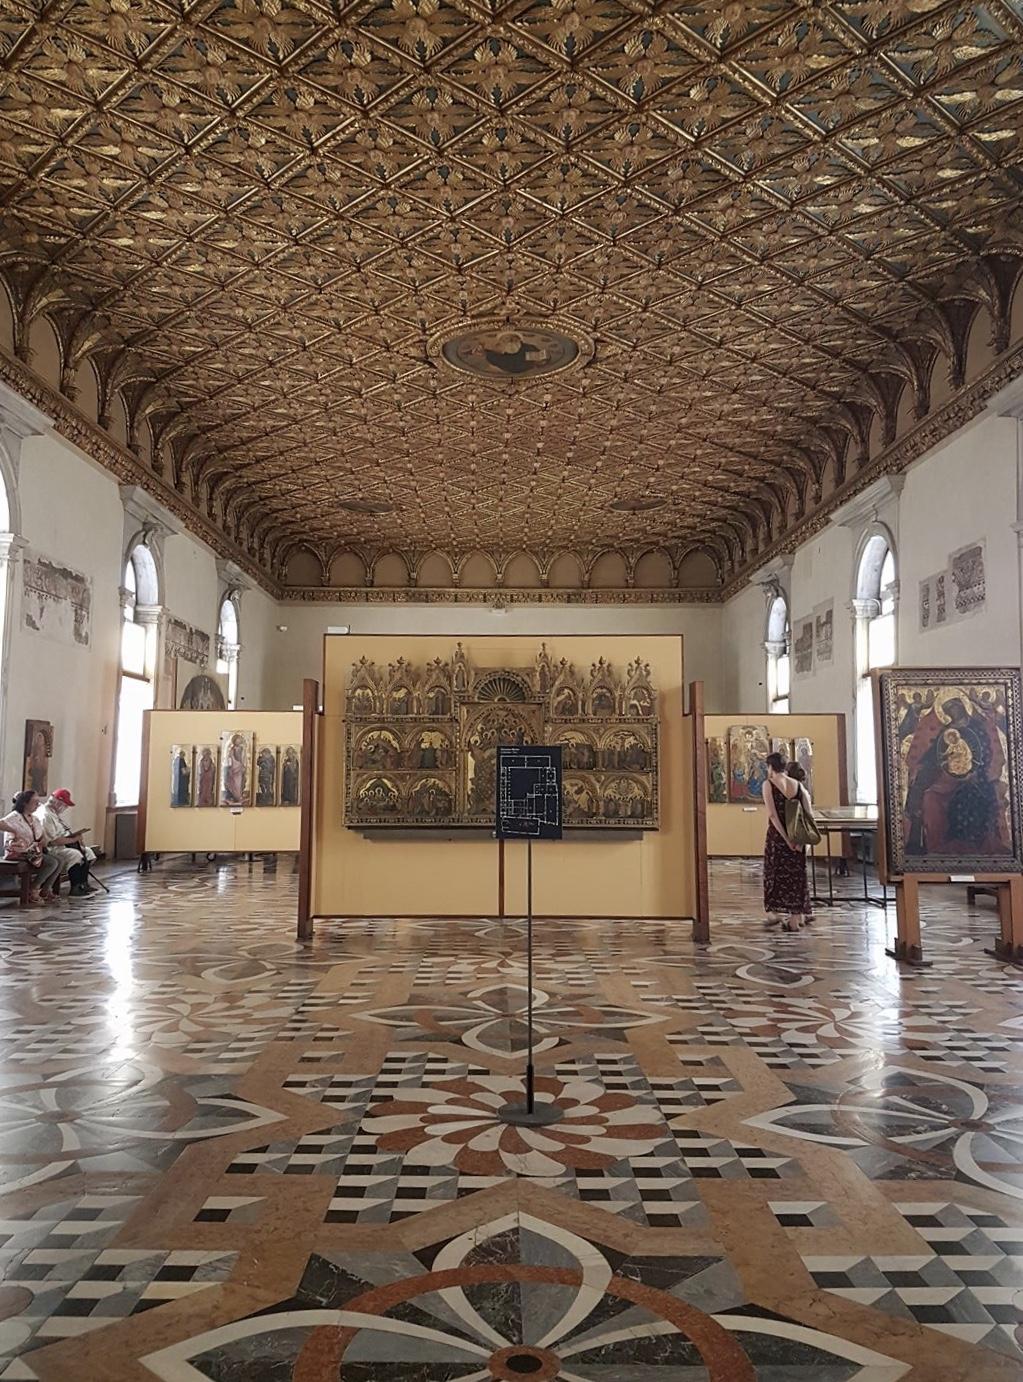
877,669 -> 1023,875
193,744 -> 218,807
793,737 -> 814,797
170,745 -> 192,808
355,728 -> 402,772
23,719 -> 53,795
409,776 -> 453,820
219,730 -> 254,807
728,725 -> 770,804
706,737 -> 728,804
255,745 -> 278,806
563,775 -> 600,824
279,745 -> 301,807
771,737 -> 793,764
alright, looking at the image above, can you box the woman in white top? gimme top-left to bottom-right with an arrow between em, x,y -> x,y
1,790 -> 61,904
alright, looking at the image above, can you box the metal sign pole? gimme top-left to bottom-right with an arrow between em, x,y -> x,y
499,835 -> 561,1128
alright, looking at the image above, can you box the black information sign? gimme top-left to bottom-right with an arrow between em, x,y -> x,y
495,745 -> 563,840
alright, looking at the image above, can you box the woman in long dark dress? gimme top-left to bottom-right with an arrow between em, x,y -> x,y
761,751 -> 811,931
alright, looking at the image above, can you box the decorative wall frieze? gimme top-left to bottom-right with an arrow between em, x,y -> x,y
278,585 -> 722,607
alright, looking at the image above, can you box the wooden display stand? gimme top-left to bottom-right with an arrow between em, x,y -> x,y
890,873 -> 1023,967
871,670 -> 1023,968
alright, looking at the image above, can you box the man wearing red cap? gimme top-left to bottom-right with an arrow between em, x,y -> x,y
34,790 -> 93,897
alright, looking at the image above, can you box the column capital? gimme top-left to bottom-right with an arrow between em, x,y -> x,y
764,638 -> 787,657
0,531 -> 26,564
849,597 -> 878,619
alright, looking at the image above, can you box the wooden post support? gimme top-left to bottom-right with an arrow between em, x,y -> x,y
689,679 -> 710,946
889,875 -> 929,966
989,874 -> 1023,965
296,677 -> 319,943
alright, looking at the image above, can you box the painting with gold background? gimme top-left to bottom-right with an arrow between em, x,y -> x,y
876,668 -> 1023,877
344,644 -> 658,830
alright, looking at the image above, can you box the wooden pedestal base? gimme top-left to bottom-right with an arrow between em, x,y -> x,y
891,872 -> 1023,967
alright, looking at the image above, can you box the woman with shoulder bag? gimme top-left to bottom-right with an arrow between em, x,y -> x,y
761,753 -> 816,931
1,790 -> 61,905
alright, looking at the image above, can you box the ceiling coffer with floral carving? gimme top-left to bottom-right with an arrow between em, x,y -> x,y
2,0 -> 1023,590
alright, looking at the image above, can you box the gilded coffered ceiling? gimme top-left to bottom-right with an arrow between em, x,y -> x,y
2,0 -> 1023,590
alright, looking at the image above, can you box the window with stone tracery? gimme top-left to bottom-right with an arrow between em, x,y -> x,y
765,593 -> 790,715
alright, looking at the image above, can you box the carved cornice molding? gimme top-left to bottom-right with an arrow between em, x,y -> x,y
723,339 -> 1023,601
0,350 -> 276,597
279,586 -> 722,607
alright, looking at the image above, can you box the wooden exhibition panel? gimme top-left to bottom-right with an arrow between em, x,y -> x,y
142,710 -> 302,853
312,634 -> 692,919
704,713 -> 846,857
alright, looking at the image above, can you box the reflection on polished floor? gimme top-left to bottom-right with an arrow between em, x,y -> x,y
1,860 -> 1022,1379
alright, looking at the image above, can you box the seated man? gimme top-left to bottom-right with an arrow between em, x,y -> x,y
34,789 -> 93,897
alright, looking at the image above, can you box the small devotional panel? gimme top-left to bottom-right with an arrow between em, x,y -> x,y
344,643 -> 658,830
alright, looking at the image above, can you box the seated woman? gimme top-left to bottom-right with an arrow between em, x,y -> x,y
1,790 -> 61,904
34,789 -> 92,897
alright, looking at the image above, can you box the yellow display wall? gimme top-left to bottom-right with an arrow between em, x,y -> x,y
312,634 -> 694,919
141,710 -> 302,853
704,713 -> 846,857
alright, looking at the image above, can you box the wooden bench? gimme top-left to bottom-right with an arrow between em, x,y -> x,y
0,860 -> 32,907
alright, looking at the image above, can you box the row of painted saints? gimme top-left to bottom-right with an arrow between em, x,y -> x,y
344,643 -> 658,829
170,733 -> 300,808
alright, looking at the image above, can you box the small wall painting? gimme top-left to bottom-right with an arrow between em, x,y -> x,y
706,736 -> 728,804
193,745 -> 218,807
279,744 -> 301,806
255,745 -> 278,806
771,736 -> 793,764
170,745 -> 192,807
728,724 -> 770,804
180,673 -> 226,711
876,668 -> 1023,876
23,720 -> 53,796
814,602 -> 834,665
219,730 -> 254,807
793,618 -> 814,677
794,737 -> 814,797
951,542 -> 985,619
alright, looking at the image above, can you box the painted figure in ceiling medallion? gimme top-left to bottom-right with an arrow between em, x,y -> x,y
433,321 -> 593,382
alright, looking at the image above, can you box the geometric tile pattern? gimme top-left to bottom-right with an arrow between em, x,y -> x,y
1,858 -> 1023,1380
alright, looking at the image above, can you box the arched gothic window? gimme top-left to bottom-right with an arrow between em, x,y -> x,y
765,592 -> 790,714
216,595 -> 239,710
112,543 -> 159,807
854,533 -> 897,803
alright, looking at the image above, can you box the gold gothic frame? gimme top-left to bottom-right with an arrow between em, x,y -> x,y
344,643 -> 658,830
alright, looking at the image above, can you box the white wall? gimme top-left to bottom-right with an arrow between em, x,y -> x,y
720,409 -> 1023,798
236,584 -> 278,709
266,601 -> 725,711
3,432 -> 124,839
0,414 -> 278,847
897,414 -> 1020,666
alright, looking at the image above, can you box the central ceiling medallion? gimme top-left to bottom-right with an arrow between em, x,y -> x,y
431,319 -> 593,383
338,498 -> 396,515
610,497 -> 667,513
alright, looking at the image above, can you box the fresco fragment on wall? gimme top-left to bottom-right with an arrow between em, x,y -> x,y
22,553 -> 91,647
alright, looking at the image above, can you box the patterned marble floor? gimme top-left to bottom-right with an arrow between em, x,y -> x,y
0,859 -> 1022,1379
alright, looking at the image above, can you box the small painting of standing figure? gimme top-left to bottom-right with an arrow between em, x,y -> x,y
728,724 -> 770,803
876,668 -> 1023,876
255,746 -> 278,806
793,737 -> 814,798
194,745 -> 217,807
170,745 -> 192,807
23,720 -> 53,796
279,744 -> 301,807
219,730 -> 253,807
706,736 -> 728,804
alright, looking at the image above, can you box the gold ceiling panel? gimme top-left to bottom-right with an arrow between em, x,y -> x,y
1,0 -> 1023,584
